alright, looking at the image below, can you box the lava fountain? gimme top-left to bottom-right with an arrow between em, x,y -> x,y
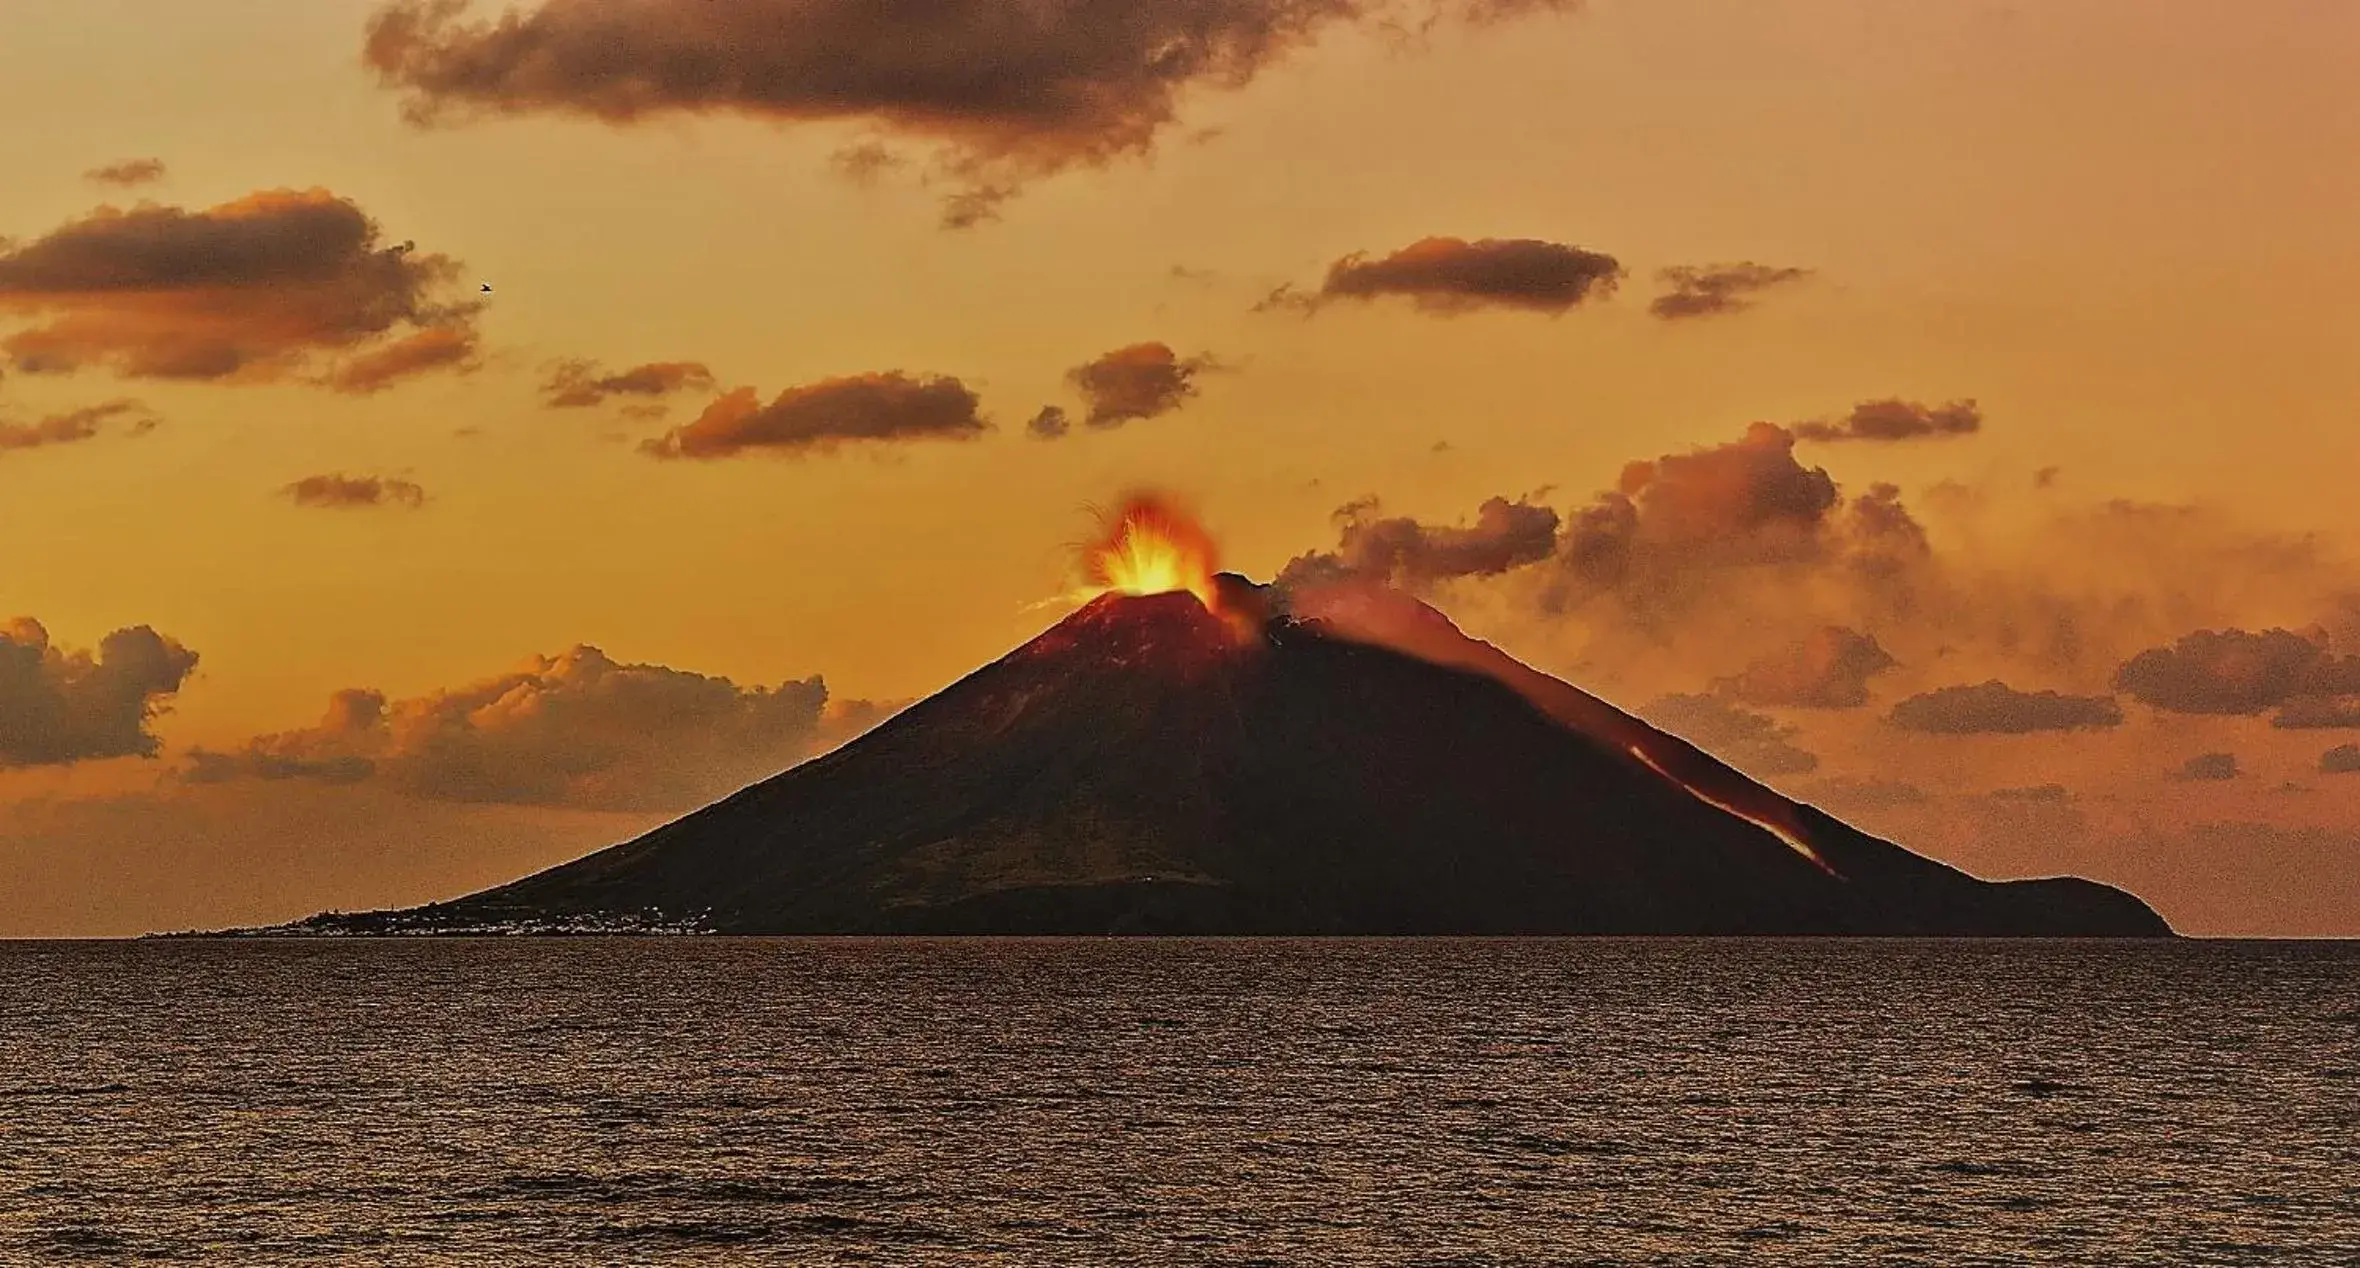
1073,494 -> 1222,610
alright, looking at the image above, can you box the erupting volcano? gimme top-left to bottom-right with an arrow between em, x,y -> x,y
1075,495 -> 1223,611
276,497 -> 2169,938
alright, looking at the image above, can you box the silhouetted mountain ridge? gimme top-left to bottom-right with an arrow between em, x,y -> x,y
263,579 -> 2170,936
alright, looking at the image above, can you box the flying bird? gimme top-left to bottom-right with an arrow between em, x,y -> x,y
479,282 -> 493,294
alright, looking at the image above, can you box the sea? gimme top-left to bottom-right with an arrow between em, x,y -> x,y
2,938 -> 2355,1265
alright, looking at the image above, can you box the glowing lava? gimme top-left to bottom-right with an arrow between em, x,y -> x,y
1075,494 -> 1221,610
1624,743 -> 1841,878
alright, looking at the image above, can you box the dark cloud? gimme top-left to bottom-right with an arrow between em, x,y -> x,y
1716,626 -> 1897,709
641,372 -> 989,460
324,325 -> 480,394
1791,398 -> 1983,443
2274,696 -> 2360,729
363,0 -> 1575,219
283,474 -> 427,510
1635,693 -> 1819,775
1026,405 -> 1071,440
541,358 -> 716,408
2113,627 -> 2360,716
84,158 -> 167,188
1550,424 -> 1873,608
828,140 -> 905,186
939,184 -> 1018,230
0,398 -> 157,456
1989,783 -> 2073,802
2321,744 -> 2360,775
1262,236 -> 1622,315
1064,342 -> 1216,431
1886,681 -> 2124,734
0,618 -> 199,768
184,646 -> 863,812
1278,495 -> 1561,590
0,189 -> 478,386
1647,262 -> 1810,320
2174,751 -> 2240,782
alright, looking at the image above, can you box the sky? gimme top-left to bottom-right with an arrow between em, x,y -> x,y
2,0 -> 2357,937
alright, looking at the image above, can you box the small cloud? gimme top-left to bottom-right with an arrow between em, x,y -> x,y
1791,399 -> 1983,444
1989,783 -> 2073,802
541,359 -> 716,409
84,158 -> 167,188
828,141 -> 905,186
2320,744 -> 2360,775
1262,236 -> 1623,316
1648,262 -> 1811,320
1887,680 -> 2124,734
1026,405 -> 1070,441
642,372 -> 989,460
940,184 -> 1016,230
1716,626 -> 1897,709
1802,777 -> 1930,811
2270,695 -> 2360,730
0,398 -> 157,456
283,473 -> 427,509
1060,342 -> 1218,431
2173,751 -> 2240,782
325,325 -> 479,395
1278,495 -> 1560,590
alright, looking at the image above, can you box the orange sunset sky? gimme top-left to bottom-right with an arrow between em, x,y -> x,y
2,0 -> 2356,936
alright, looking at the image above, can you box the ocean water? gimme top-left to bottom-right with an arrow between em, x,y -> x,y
2,939 -> 2356,1266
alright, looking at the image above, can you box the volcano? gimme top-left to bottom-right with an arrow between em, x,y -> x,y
304,574 -> 2169,937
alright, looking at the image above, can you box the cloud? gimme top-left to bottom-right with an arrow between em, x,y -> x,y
1647,262 -> 1810,320
362,0 -> 1576,218
1791,398 -> 1983,443
1799,776 -> 1930,811
2322,744 -> 2360,775
2274,696 -> 2360,729
0,188 -> 479,386
2173,751 -> 2240,781
1026,405 -> 1071,440
641,372 -> 989,460
1989,783 -> 2073,802
1636,693 -> 1819,775
0,398 -> 157,456
541,358 -> 716,408
1548,423 -> 1879,604
0,618 -> 199,768
939,184 -> 1018,231
1063,342 -> 1217,430
1262,236 -> 1623,315
1715,626 -> 1896,709
184,645 -> 863,812
324,324 -> 480,394
1886,680 -> 2124,734
2113,627 -> 2360,716
84,158 -> 167,188
283,474 -> 427,510
828,140 -> 905,186
1278,495 -> 1561,589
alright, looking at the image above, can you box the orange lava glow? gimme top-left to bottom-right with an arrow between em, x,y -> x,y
1625,743 -> 1841,878
1076,495 -> 1221,610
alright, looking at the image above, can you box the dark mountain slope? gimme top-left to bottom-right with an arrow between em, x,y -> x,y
297,584 -> 2170,936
